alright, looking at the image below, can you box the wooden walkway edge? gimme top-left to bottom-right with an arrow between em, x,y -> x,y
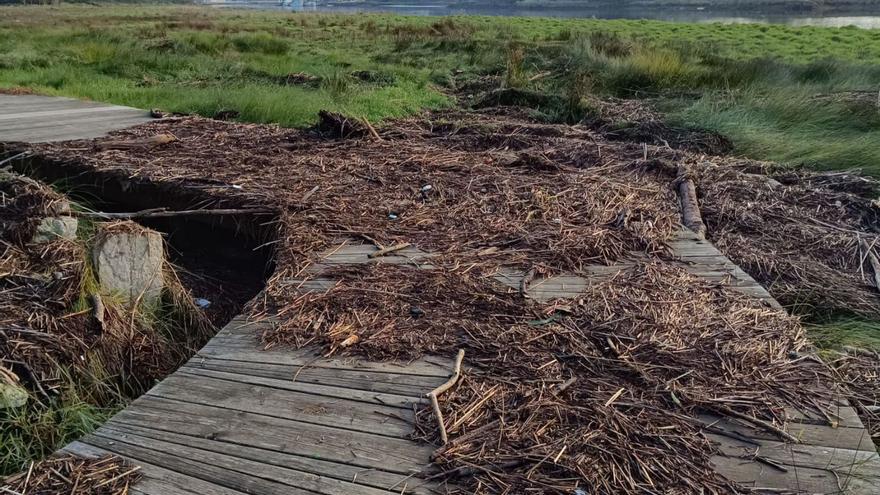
0,94 -> 152,143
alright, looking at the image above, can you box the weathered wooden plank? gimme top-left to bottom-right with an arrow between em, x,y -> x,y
0,98 -> 110,114
275,277 -> 337,292
0,108 -> 147,131
786,403 -> 865,429
146,373 -> 418,437
107,396 -> 433,474
96,423 -> 436,495
196,342 -> 452,377
706,432 -> 880,473
314,243 -> 434,265
0,105 -> 137,121
1,118 -> 152,143
85,429 -> 399,495
700,414 -> 876,452
0,95 -> 106,111
63,441 -> 248,495
176,366 -> 426,408
711,453 -> 879,494
185,356 -> 442,397
674,255 -> 741,268
81,433 -> 341,495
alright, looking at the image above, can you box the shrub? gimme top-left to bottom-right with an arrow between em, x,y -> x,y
231,32 -> 288,55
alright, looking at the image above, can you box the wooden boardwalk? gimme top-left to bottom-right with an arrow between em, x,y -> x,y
0,94 -> 152,143
0,95 -> 877,493
60,230 -> 879,495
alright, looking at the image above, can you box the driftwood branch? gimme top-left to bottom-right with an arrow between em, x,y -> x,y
676,165 -> 707,240
79,207 -> 274,220
716,405 -> 800,444
97,133 -> 177,150
368,242 -> 411,258
428,349 -> 465,444
859,239 -> 880,289
90,293 -> 105,332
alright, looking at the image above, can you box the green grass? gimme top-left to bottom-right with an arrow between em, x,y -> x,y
808,317 -> 880,353
1,5 -> 879,172
0,377 -> 122,475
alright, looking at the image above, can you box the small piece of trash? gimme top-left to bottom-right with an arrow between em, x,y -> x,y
232,184 -> 243,190
420,184 -> 433,192
195,298 -> 211,309
388,213 -> 398,220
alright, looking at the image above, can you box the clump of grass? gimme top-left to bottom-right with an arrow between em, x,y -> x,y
321,70 -> 351,99
588,31 -> 632,58
807,317 -> 880,352
0,379 -> 120,475
231,32 -> 288,55
503,45 -> 526,89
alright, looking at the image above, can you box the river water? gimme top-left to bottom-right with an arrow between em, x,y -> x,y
199,0 -> 880,28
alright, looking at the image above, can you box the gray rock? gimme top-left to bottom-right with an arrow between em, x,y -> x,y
0,382 -> 28,409
93,228 -> 165,306
32,216 -> 78,243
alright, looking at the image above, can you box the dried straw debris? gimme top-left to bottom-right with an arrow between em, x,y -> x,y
13,105 -> 880,493
695,162 -> 880,318
260,261 -> 820,494
1,454 -> 141,495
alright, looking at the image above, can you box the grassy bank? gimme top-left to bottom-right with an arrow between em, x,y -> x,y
1,6 -> 880,173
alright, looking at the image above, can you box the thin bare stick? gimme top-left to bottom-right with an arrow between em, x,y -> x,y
368,242 -> 411,258
427,349 -> 465,444
361,117 -> 383,141
79,207 -> 274,220
859,239 -> 880,289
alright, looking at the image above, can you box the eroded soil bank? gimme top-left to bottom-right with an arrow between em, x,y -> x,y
0,152 -> 274,478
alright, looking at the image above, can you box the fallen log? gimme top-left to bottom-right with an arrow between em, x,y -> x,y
676,165 -> 707,240
79,207 -> 274,220
97,133 -> 177,150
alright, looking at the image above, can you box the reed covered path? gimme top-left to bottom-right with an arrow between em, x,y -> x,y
0,95 -> 878,494
59,229 -> 880,495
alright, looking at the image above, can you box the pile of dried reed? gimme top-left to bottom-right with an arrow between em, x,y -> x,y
827,349 -> 880,443
1,454 -> 141,494
262,260 -> 819,493
0,175 -> 208,404
13,105 -> 880,492
694,163 -> 880,318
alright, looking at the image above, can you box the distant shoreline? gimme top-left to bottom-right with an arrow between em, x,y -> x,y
320,0 -> 880,13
